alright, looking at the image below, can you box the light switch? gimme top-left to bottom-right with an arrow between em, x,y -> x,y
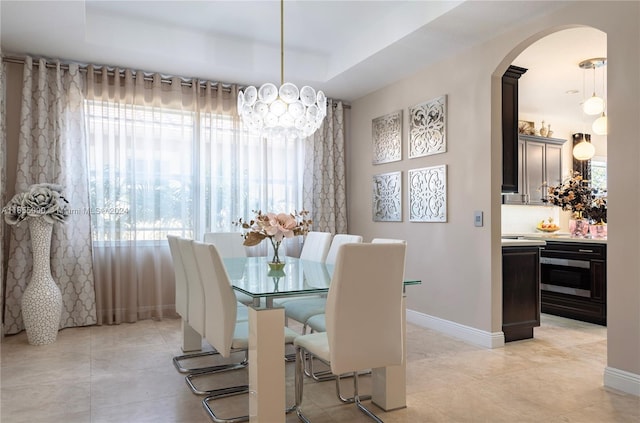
474,210 -> 483,227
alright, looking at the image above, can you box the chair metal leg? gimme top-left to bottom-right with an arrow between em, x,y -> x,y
294,346 -> 312,423
173,350 -> 220,374
185,351 -> 249,396
353,372 -> 384,423
202,388 -> 250,423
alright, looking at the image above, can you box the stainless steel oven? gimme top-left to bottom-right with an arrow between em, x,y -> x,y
540,241 -> 606,325
540,256 -> 591,297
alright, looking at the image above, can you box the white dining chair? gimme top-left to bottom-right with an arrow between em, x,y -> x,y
190,241 -> 300,421
293,243 -> 406,422
283,234 -> 363,334
203,232 -> 247,258
299,231 -> 332,262
203,232 -> 253,305
167,235 -> 204,360
371,238 -> 406,244
274,231 -> 331,317
325,234 -> 363,265
172,237 -> 249,375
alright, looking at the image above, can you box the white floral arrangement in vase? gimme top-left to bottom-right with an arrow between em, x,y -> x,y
2,183 -> 69,225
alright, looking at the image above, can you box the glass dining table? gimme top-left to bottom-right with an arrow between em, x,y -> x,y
223,255 -> 421,422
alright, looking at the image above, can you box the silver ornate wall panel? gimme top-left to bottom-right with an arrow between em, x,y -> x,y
372,171 -> 402,222
372,110 -> 402,164
408,95 -> 447,158
409,165 -> 447,222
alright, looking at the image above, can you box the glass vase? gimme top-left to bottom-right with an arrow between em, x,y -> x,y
589,223 -> 607,239
268,237 -> 285,270
569,218 -> 590,238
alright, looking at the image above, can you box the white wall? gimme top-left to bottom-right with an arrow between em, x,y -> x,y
348,1 -> 639,393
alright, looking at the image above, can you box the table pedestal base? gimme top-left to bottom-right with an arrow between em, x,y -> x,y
249,306 -> 285,422
372,295 -> 407,411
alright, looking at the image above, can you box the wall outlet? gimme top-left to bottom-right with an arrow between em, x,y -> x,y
474,210 -> 483,227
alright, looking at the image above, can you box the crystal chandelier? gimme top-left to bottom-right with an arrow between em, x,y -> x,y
237,0 -> 327,139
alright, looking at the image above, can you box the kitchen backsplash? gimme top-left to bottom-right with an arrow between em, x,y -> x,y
502,204 -> 563,234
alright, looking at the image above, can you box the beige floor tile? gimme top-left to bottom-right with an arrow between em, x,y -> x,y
1,314 -> 638,423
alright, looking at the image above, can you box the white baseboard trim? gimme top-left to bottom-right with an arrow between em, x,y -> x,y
407,309 -> 504,349
604,366 -> 640,396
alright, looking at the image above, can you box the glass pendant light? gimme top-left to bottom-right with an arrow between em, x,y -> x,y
237,0 -> 326,139
572,133 -> 595,161
592,112 -> 607,135
579,58 -> 606,116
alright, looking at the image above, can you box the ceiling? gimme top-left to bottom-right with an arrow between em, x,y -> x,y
1,1 -> 606,126
2,0 -> 578,103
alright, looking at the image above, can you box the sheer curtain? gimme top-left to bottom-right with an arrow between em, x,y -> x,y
304,100 -> 347,234
86,67 -> 198,324
4,57 -> 97,334
85,69 -> 305,324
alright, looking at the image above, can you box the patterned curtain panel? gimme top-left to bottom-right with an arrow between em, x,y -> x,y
303,100 -> 347,234
3,57 -> 97,334
0,54 -> 6,337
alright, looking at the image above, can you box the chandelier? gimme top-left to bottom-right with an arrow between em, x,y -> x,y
237,0 -> 327,139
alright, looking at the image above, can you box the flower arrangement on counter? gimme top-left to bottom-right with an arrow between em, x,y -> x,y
233,210 -> 312,264
542,171 -> 607,223
2,183 -> 69,225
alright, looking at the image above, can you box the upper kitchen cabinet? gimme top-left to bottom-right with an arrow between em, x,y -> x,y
502,65 -> 528,193
503,134 -> 565,205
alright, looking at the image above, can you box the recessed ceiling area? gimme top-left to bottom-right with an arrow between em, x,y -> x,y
1,0 -> 570,102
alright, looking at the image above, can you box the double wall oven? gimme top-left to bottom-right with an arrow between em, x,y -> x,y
540,241 -> 607,325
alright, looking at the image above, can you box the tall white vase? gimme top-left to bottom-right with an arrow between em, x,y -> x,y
21,218 -> 63,345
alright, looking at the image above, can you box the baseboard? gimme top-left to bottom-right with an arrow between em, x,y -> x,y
604,366 -> 640,396
407,309 -> 504,349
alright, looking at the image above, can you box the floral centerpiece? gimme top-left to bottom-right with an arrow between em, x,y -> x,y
234,210 -> 312,268
542,171 -> 607,237
3,183 -> 69,225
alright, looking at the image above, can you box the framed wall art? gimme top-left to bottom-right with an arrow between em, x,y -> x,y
372,110 -> 402,164
408,95 -> 447,158
372,171 -> 402,222
408,165 -> 447,222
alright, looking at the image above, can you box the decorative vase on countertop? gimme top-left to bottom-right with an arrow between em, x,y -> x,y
569,215 -> 590,238
546,125 -> 554,138
589,222 -> 607,239
22,218 -> 63,345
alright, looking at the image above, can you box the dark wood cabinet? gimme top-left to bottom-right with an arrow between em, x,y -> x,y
502,245 -> 541,342
503,135 -> 566,205
540,241 -> 607,325
502,65 -> 527,193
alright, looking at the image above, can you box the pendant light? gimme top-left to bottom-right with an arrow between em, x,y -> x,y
237,0 -> 326,139
579,58 -> 606,116
573,133 -> 595,161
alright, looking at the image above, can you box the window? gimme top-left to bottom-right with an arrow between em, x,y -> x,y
85,100 -> 303,242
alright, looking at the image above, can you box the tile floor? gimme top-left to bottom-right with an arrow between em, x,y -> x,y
1,314 -> 638,423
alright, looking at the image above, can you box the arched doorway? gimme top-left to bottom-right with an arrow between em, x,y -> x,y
495,27 -> 609,337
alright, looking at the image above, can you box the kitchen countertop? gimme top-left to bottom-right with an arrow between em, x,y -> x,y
501,238 -> 546,247
502,232 -> 607,244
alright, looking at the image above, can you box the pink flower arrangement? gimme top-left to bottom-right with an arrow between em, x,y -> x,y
234,210 -> 311,263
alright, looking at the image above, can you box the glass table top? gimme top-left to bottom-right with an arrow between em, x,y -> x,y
224,256 -> 421,299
